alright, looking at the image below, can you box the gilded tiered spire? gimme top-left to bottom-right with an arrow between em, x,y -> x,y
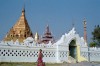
4,8 -> 33,42
41,25 -> 54,44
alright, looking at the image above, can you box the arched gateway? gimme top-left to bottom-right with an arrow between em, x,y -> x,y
56,27 -> 88,63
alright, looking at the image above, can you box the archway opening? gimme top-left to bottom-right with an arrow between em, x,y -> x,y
69,40 -> 77,59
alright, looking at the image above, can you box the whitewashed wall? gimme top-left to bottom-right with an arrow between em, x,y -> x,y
0,44 -> 68,63
89,47 -> 100,62
0,45 -> 56,63
80,47 -> 100,62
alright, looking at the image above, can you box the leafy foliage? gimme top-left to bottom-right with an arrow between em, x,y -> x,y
89,42 -> 96,47
90,25 -> 100,47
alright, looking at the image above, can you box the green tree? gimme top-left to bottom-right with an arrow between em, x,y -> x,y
90,25 -> 100,47
89,42 -> 96,47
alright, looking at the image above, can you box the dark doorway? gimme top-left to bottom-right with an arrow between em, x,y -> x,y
69,40 -> 77,59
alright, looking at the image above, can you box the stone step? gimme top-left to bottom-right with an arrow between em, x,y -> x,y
68,56 -> 76,63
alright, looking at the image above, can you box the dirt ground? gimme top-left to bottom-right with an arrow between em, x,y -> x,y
0,61 -> 100,66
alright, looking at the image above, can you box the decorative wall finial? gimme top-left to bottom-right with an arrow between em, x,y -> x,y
72,18 -> 75,28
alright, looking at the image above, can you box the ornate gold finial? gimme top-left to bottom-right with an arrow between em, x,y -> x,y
22,7 -> 25,16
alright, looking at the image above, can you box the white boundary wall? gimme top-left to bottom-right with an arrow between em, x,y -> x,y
80,47 -> 100,62
0,28 -> 100,63
0,43 -> 68,63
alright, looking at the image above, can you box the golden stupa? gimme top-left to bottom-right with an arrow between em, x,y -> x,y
4,8 -> 33,42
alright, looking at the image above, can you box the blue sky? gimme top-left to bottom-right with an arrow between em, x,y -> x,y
0,0 -> 100,43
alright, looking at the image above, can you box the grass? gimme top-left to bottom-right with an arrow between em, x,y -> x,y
0,62 -> 63,66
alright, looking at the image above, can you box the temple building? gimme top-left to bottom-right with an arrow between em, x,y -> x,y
40,25 -> 54,44
3,8 -> 33,42
3,8 -> 54,44
1,6 -> 100,63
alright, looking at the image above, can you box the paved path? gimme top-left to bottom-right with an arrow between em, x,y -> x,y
61,61 -> 100,66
